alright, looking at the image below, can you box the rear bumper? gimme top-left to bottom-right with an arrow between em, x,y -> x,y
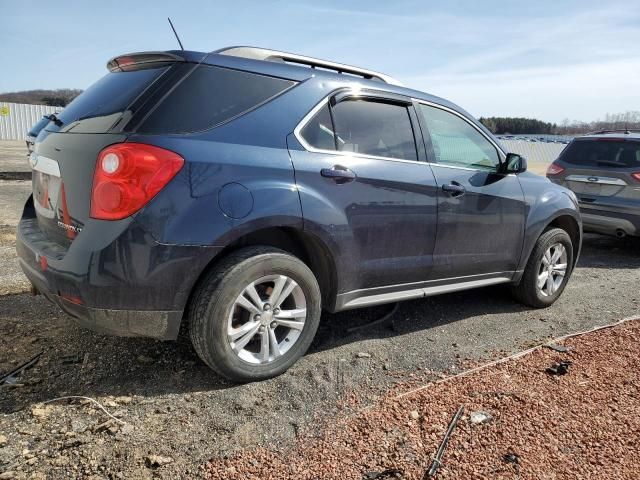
16,196 -> 222,340
20,257 -> 182,339
580,206 -> 640,237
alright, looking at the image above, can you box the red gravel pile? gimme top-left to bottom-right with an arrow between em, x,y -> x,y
205,320 -> 640,479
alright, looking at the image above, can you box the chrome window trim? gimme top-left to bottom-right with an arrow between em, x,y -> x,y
293,91 -> 425,166
293,92 -> 511,174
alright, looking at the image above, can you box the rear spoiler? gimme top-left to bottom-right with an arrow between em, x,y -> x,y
107,52 -> 185,72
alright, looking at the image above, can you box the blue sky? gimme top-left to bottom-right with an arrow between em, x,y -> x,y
1,0 -> 638,123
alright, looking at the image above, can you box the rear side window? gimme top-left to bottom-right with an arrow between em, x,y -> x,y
49,65 -> 169,133
137,65 -> 295,134
561,139 -> 640,169
332,100 -> 417,160
300,99 -> 417,160
300,104 -> 337,151
419,104 -> 500,171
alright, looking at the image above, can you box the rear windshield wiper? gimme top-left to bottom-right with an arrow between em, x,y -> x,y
45,113 -> 64,127
596,160 -> 625,167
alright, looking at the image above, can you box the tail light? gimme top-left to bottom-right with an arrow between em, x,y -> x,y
90,143 -> 184,220
546,162 -> 565,176
632,172 -> 640,182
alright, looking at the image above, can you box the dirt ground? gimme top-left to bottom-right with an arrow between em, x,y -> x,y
0,234 -> 639,479
204,318 -> 640,479
0,141 -> 638,478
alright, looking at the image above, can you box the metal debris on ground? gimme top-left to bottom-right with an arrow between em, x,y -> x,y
503,452 -> 521,476
543,343 -> 570,353
425,405 -> 464,478
545,361 -> 572,376
0,351 -> 43,385
61,353 -> 84,365
363,468 -> 403,479
347,303 -> 400,333
469,411 -> 493,425
503,452 -> 519,464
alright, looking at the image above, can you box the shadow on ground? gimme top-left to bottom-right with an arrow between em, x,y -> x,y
0,233 -> 637,414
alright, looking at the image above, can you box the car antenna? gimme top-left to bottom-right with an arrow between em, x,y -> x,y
167,17 -> 185,51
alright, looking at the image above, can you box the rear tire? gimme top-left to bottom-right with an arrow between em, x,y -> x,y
189,246 -> 321,382
511,228 -> 574,308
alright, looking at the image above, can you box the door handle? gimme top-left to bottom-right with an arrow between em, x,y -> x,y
442,182 -> 466,197
321,165 -> 357,184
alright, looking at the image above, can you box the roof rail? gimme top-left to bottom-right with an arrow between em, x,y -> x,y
587,128 -> 640,135
213,46 -> 403,86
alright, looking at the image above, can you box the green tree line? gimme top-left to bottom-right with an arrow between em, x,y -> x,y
479,117 -> 556,134
481,112 -> 640,135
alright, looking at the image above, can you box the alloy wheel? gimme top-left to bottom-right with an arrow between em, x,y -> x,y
227,275 -> 307,364
537,243 -> 568,297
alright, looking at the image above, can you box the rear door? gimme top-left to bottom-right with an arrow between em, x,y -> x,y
416,102 -> 525,280
553,138 -> 640,212
288,91 -> 439,292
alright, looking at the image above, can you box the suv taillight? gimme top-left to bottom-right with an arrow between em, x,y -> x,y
546,162 -> 565,176
90,143 -> 184,220
632,172 -> 640,182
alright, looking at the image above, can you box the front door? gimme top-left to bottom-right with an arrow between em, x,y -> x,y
416,102 -> 525,280
288,93 -> 439,295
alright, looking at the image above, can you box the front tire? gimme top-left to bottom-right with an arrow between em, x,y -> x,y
189,246 -> 321,382
511,228 -> 574,308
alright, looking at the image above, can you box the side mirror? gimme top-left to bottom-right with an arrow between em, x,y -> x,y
503,153 -> 527,174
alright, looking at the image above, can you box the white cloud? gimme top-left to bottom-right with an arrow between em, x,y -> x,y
406,57 -> 640,122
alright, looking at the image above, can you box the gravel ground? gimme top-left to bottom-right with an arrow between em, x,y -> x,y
0,234 -> 638,479
205,318 -> 640,479
0,141 -> 29,174
1,141 -> 639,479
0,180 -> 32,296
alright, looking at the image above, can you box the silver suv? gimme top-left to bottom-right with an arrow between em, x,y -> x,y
547,129 -> 640,238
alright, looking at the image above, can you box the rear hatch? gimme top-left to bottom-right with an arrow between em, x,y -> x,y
553,137 -> 640,211
30,53 -> 187,247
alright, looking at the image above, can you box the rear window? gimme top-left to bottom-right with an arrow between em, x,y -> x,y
136,65 -> 296,134
561,139 -> 640,169
48,65 -> 169,133
28,116 -> 52,138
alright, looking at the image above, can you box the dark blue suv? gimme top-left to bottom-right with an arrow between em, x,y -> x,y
17,47 -> 582,381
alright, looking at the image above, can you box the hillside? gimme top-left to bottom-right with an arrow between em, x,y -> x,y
0,89 -> 82,107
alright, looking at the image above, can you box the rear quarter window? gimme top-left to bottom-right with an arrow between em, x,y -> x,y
136,65 -> 296,134
561,139 -> 640,169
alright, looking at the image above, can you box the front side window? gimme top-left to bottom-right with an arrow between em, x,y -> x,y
420,104 -> 500,170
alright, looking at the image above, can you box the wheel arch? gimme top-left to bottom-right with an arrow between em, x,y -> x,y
515,208 -> 582,285
183,226 -> 339,324
546,214 -> 581,267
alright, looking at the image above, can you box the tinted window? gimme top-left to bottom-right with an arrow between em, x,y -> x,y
420,104 -> 499,170
300,104 -> 337,151
138,65 -> 295,134
28,116 -> 52,138
49,66 -> 168,133
561,139 -> 640,169
331,100 -> 417,160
